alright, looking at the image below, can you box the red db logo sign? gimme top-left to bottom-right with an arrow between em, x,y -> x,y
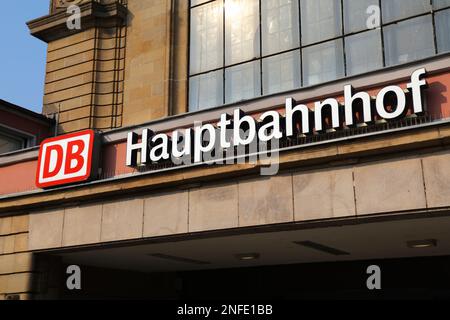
36,130 -> 98,189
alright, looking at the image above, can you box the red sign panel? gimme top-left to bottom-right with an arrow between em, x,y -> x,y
36,130 -> 97,189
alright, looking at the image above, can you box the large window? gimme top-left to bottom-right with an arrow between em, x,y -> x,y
189,0 -> 450,112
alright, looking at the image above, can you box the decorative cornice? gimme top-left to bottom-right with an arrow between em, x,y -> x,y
27,1 -> 127,42
53,0 -> 88,13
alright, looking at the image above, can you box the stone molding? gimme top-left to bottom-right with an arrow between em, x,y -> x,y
27,1 -> 127,43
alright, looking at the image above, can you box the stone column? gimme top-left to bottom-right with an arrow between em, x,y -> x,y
28,0 -> 128,134
0,215 -> 33,300
28,0 -> 190,133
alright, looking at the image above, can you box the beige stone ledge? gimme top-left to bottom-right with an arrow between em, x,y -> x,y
293,167 -> 356,221
143,191 -> 188,237
354,158 -> 427,215
18,149 -> 450,251
189,183 -> 239,232
101,198 -> 144,242
62,205 -> 102,246
239,175 -> 294,227
422,153 -> 450,208
29,210 -> 64,251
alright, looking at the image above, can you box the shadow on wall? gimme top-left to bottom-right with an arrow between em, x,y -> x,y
427,81 -> 448,119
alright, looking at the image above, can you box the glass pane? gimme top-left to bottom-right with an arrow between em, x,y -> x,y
225,61 -> 261,103
434,0 -> 450,9
262,0 -> 300,56
191,0 -> 213,7
302,39 -> 344,86
343,0 -> 379,33
384,15 -> 435,66
262,50 -> 301,95
0,134 -> 23,154
189,70 -> 224,111
346,29 -> 383,76
301,0 -> 342,45
381,0 -> 431,23
190,1 -> 223,74
436,9 -> 450,53
225,0 -> 260,65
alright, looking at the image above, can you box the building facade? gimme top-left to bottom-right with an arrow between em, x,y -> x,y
2,0 -> 450,299
0,100 -> 54,155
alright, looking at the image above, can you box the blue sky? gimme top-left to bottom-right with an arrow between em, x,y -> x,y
0,2 -> 49,113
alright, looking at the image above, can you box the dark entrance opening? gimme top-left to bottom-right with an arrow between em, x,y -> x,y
36,255 -> 450,300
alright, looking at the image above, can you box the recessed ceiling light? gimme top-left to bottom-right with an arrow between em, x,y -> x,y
235,253 -> 260,261
407,239 -> 437,249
